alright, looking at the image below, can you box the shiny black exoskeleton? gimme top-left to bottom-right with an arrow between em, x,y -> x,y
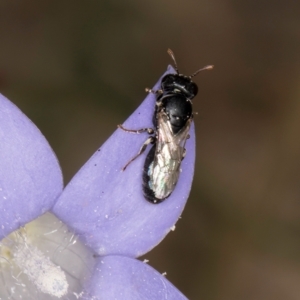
142,72 -> 199,203
119,49 -> 213,204
156,73 -> 198,133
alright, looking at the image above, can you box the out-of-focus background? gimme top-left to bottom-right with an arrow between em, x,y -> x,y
1,1 -> 300,299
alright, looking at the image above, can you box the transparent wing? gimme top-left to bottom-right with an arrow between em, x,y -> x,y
147,110 -> 192,200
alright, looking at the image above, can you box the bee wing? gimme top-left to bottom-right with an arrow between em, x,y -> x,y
148,111 -> 192,200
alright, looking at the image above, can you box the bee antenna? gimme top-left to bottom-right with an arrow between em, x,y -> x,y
189,65 -> 214,78
167,49 -> 180,74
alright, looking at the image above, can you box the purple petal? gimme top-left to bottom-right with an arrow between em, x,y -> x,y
52,66 -> 195,256
0,94 -> 63,238
84,255 -> 187,300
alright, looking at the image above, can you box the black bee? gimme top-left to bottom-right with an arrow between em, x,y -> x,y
118,49 -> 213,204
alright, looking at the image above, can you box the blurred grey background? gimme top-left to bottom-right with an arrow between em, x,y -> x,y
1,1 -> 300,299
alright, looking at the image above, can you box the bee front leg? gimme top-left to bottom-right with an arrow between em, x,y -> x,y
145,88 -> 163,95
122,136 -> 156,171
118,124 -> 154,135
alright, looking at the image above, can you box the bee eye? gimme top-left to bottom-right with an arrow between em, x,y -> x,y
187,82 -> 198,97
161,74 -> 176,87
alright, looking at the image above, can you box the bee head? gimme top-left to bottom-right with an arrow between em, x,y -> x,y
161,74 -> 198,99
164,49 -> 213,99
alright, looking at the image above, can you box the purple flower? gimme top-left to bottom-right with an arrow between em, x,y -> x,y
0,66 -> 194,299
52,66 -> 195,257
0,94 -> 63,239
0,94 -> 65,298
53,66 -> 194,299
85,255 -> 188,299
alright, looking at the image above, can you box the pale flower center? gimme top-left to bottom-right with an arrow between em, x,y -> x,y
0,213 -> 95,299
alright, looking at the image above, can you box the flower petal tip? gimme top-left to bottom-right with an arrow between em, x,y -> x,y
52,67 -> 195,256
0,94 -> 63,238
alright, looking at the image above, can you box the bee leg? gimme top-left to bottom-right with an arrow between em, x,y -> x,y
122,136 -> 156,171
181,148 -> 186,161
118,124 -> 154,134
145,88 -> 163,95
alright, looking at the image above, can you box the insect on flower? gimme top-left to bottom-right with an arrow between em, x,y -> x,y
118,49 -> 213,204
